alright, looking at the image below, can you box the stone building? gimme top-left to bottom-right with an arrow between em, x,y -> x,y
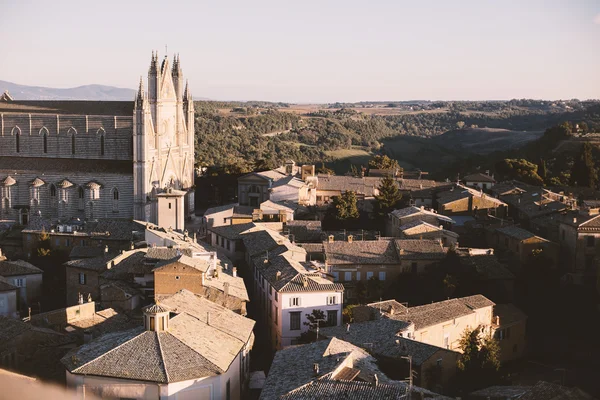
0,52 -> 195,225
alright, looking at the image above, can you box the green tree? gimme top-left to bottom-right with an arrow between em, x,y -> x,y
332,191 -> 359,221
456,328 -> 502,393
37,229 -> 52,257
374,176 -> 402,218
317,162 -> 335,175
569,142 -> 597,189
537,159 -> 547,181
495,158 -> 544,186
368,155 -> 402,172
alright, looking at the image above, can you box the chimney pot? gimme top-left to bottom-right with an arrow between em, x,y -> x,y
313,363 -> 319,375
347,235 -> 353,243
328,235 -> 334,243
232,267 -> 237,277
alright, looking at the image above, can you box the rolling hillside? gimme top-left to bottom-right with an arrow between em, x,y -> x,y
0,80 -> 136,101
432,127 -> 544,154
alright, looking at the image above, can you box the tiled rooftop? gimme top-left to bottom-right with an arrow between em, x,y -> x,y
0,259 -> 43,276
324,240 -> 399,265
260,337 -> 394,400
496,225 -> 544,241
62,293 -> 254,383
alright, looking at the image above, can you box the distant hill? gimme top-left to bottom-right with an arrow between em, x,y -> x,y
0,80 -> 137,101
432,127 -> 544,154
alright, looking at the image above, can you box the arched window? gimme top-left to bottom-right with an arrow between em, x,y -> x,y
100,135 -> 105,156
77,187 -> 84,210
112,188 -> 119,213
43,133 -> 48,153
49,184 -> 56,197
71,134 -> 76,155
16,132 -> 20,153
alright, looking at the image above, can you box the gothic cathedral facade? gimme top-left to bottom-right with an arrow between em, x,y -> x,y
0,53 -> 195,226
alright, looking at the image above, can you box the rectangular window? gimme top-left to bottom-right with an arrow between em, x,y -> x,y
168,203 -> 172,209
587,236 -> 595,247
332,272 -> 339,281
79,273 -> 86,285
275,307 -> 278,323
290,297 -> 300,307
344,272 -> 352,281
327,310 -> 338,326
223,217 -> 227,224
290,311 -> 301,330
327,295 -> 336,305
436,358 -> 443,367
379,271 -> 386,281
366,271 -> 374,279
275,291 -> 278,302
356,271 -> 361,280
13,278 -> 26,288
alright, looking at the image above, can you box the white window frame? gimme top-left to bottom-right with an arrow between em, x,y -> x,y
290,297 -> 301,307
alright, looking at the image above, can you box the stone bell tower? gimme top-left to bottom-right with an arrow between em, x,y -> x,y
133,52 -> 195,223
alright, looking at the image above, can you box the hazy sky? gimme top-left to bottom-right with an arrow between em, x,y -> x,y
1,0 -> 599,102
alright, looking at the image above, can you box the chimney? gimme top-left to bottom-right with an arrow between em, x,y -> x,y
232,267 -> 237,277
328,235 -> 334,243
130,241 -> 135,250
496,315 -> 500,325
373,374 -> 379,387
573,217 -> 577,224
276,271 -> 282,281
346,323 -> 350,333
313,363 -> 320,376
223,282 -> 230,297
399,248 -> 405,255
302,276 -> 308,287
104,245 -> 109,253
347,235 -> 353,243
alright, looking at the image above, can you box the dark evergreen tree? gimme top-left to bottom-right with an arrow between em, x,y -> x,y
374,176 -> 402,217
537,158 -> 547,181
332,191 -> 359,220
570,142 -> 598,188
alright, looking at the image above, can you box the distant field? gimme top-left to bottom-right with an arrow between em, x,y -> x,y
433,127 -> 544,154
381,136 -> 459,174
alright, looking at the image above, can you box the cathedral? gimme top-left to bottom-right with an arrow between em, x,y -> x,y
0,53 -> 195,225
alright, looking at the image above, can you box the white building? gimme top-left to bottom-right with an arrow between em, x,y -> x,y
463,172 -> 496,190
62,293 -> 255,400
242,229 -> 344,349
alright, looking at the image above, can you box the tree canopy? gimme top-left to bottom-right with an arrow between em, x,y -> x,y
495,158 -> 544,185
374,176 -> 402,218
332,191 -> 360,221
569,142 -> 598,189
368,155 -> 402,171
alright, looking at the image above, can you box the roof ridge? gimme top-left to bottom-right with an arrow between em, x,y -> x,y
71,328 -> 145,373
155,332 -> 171,382
176,311 -> 247,346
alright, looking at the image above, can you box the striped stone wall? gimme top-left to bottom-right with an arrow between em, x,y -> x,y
0,113 -> 134,160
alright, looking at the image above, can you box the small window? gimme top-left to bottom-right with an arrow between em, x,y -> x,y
356,271 -> 361,280
344,272 -> 352,281
327,295 -> 336,305
100,135 -> 105,156
290,297 -> 300,307
436,358 -> 443,367
71,134 -> 76,154
50,184 -> 57,197
366,271 -> 374,280
150,316 -> 155,330
15,133 -> 20,153
79,273 -> 86,285
379,271 -> 386,281
175,276 -> 180,280
290,311 -> 301,330
275,291 -> 278,302
43,133 -> 48,153
587,236 -> 595,247
169,202 -> 172,209
327,310 -> 338,326
113,189 -> 119,200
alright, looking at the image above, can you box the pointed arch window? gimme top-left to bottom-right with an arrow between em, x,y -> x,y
100,135 -> 105,156
43,133 -> 48,153
50,184 -> 56,197
16,132 -> 20,153
71,135 -> 76,155
77,187 -> 85,210
112,188 -> 119,213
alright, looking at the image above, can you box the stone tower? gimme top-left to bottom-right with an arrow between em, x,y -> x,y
133,52 -> 195,223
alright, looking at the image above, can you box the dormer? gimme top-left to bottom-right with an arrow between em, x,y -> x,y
143,303 -> 170,332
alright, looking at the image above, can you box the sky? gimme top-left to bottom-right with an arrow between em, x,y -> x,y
0,0 -> 599,103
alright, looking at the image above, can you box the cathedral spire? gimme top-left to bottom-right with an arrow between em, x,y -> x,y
149,51 -> 158,74
172,53 -> 182,76
161,54 -> 169,74
135,76 -> 146,108
183,79 -> 192,101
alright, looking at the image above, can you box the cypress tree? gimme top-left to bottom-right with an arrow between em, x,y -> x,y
570,143 -> 598,188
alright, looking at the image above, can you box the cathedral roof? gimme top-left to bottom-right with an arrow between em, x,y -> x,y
30,177 -> 46,187
1,176 -> 16,186
0,101 -> 134,116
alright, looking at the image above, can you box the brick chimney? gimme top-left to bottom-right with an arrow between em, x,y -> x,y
347,235 -> 353,243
